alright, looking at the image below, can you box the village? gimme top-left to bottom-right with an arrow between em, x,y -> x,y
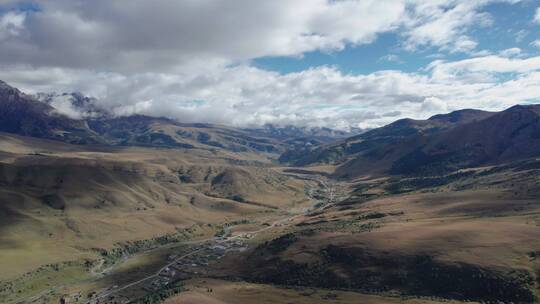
85,232 -> 251,304
143,238 -> 248,294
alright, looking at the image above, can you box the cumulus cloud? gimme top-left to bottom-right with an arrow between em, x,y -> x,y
427,55 -> 540,83
421,96 -> 448,113
403,1 -> 484,53
0,0 -> 407,73
0,0 -> 521,72
402,0 -> 523,53
0,0 -> 537,130
3,54 -> 540,130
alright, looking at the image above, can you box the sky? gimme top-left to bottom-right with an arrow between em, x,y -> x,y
0,0 -> 540,130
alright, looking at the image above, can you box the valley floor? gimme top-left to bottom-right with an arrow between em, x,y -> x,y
3,134 -> 540,304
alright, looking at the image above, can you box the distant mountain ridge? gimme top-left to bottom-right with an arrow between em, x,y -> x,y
281,105 -> 540,177
5,79 -> 540,174
0,80 -> 101,144
279,109 -> 494,167
0,80 -> 351,154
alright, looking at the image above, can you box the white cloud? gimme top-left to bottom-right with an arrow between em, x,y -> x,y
0,0 -> 537,130
3,54 -> 540,130
47,95 -> 85,119
531,39 -> 540,48
514,29 -> 528,43
535,7 -> 540,24
428,55 -> 540,83
0,11 -> 25,41
402,0 -> 523,53
402,1 -> 486,53
379,54 -> 403,63
0,0 -> 524,72
0,0 -> 408,73
499,47 -> 521,57
421,96 -> 448,113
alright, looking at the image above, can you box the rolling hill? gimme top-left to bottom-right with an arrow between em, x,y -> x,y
215,157 -> 540,304
0,132 -> 309,281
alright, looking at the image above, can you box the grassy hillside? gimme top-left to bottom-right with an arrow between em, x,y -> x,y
217,162 -> 540,303
0,133 -> 308,282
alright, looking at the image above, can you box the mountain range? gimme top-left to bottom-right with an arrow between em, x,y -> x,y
5,79 -> 540,178
281,104 -> 540,178
0,80 -> 356,154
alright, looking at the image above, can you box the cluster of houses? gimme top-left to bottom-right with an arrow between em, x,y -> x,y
143,238 -> 248,292
78,230 -> 252,304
